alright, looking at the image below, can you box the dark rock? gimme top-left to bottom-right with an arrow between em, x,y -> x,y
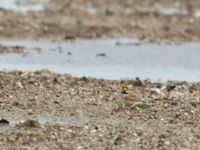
166,83 -> 176,91
96,53 -> 107,57
0,119 -> 9,125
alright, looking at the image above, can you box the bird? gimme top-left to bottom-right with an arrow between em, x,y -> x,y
121,85 -> 139,105
121,85 -> 129,94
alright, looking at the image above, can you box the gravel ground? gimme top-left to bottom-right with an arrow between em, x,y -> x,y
0,45 -> 25,53
0,0 -> 200,43
0,70 -> 200,149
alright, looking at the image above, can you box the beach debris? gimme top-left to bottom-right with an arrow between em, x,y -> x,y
116,41 -> 141,46
150,88 -> 165,97
166,83 -> 176,91
19,101 -> 28,109
17,119 -> 41,128
96,53 -> 107,57
112,134 -> 122,145
134,102 -> 152,109
150,88 -> 161,95
0,45 -> 25,54
113,100 -> 129,111
67,51 -> 72,55
132,77 -> 145,87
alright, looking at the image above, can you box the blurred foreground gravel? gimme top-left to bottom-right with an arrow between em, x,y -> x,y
0,70 -> 200,149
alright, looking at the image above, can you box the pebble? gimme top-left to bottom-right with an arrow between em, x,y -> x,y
150,88 -> 165,97
76,146 -> 83,150
166,83 -> 176,91
16,81 -> 23,88
164,141 -> 170,145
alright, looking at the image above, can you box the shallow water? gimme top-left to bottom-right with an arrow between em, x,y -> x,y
1,115 -> 128,127
84,6 -> 200,18
0,38 -> 200,82
0,115 -> 89,127
157,7 -> 200,18
0,0 -> 47,12
156,7 -> 188,16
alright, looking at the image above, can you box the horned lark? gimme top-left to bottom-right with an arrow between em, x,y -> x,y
121,85 -> 139,105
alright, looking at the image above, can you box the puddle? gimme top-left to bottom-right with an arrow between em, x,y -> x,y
84,7 -> 104,15
84,6 -> 200,18
0,38 -> 200,82
156,7 -> 188,16
1,115 -> 127,127
153,6 -> 200,18
1,115 -> 89,127
196,10 -> 200,17
0,0 -> 47,12
38,116 -> 89,127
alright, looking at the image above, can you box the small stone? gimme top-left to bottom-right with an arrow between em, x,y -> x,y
171,101 -> 178,106
164,141 -> 170,145
67,129 -> 73,133
16,81 -> 23,88
134,137 -> 141,143
161,85 -> 167,90
112,134 -> 121,145
91,129 -> 97,133
132,77 -> 145,87
17,119 -> 40,128
67,51 -> 72,55
150,88 -> 164,97
96,53 -> 107,57
0,119 -> 9,125
164,102 -> 170,108
160,118 -> 165,121
166,83 -> 176,91
76,146 -> 83,150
